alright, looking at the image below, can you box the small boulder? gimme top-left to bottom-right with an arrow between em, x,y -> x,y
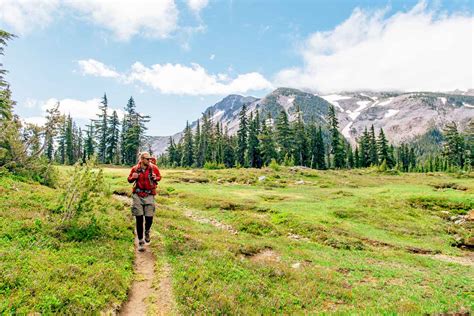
295,180 -> 305,185
467,210 -> 474,221
258,176 -> 267,182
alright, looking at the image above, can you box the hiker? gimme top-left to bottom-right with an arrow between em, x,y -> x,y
127,152 -> 161,252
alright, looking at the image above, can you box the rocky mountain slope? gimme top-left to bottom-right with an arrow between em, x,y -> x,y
150,88 -> 474,155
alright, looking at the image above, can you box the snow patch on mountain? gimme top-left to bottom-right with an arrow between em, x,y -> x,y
347,100 -> 371,120
463,102 -> 474,108
278,95 -> 295,112
342,122 -> 353,139
378,98 -> 394,106
439,97 -> 447,105
384,109 -> 399,118
320,94 -> 350,112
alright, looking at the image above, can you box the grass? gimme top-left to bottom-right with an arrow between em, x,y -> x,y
104,166 -> 474,314
0,173 -> 135,314
1,166 -> 473,314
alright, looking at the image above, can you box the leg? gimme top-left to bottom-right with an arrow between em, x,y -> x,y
135,215 -> 144,240
144,216 -> 153,243
145,216 -> 153,231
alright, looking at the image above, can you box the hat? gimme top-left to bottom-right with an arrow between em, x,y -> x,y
140,152 -> 151,159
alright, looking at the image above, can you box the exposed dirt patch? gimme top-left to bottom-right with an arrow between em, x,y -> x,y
429,253 -> 474,267
113,194 -> 132,206
248,249 -> 281,263
430,182 -> 469,191
184,210 -> 238,235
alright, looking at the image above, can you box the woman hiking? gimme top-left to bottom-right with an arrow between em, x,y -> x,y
127,152 -> 161,252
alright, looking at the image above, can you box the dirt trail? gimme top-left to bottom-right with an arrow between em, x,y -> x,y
114,195 -> 178,316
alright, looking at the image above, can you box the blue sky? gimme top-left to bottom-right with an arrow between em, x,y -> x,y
0,0 -> 472,135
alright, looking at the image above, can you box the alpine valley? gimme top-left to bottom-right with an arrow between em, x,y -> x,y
149,88 -> 474,155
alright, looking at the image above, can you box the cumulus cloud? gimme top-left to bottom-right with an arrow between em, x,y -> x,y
77,59 -> 121,78
23,97 -> 125,125
0,0 -> 60,34
0,0 -> 178,40
275,1 -> 474,93
78,59 -> 273,95
187,0 -> 209,14
65,0 -> 178,40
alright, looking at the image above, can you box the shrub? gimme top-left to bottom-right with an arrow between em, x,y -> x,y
269,159 -> 281,171
204,162 -> 226,170
57,157 -> 109,222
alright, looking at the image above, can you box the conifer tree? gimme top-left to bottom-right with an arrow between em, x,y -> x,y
223,126 -> 235,168
106,110 -> 120,164
259,113 -> 277,166
65,115 -> 74,164
369,125 -> 379,166
95,93 -> 108,163
328,105 -> 345,168
236,104 -> 248,166
181,121 -> 194,167
443,122 -> 465,168
194,120 -> 202,167
314,126 -> 326,169
84,121 -> 95,160
246,111 -> 262,168
276,110 -> 292,163
292,106 -> 309,166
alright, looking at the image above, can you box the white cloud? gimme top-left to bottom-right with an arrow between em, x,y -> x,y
0,0 -> 60,34
23,97 -> 125,126
65,0 -> 179,41
126,62 -> 273,95
78,59 -> 273,95
77,59 -> 120,78
275,1 -> 474,93
187,0 -> 209,14
0,0 -> 178,40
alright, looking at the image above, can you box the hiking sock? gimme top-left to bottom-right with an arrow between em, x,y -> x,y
145,216 -> 153,231
135,215 -> 144,240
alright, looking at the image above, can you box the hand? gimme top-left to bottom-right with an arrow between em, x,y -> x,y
152,173 -> 157,181
131,172 -> 139,179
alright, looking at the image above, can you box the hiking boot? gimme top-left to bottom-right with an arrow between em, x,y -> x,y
138,239 -> 145,252
145,230 -> 151,243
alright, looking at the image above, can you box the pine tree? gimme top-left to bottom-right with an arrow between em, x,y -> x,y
236,104 -> 248,166
95,93 -> 108,163
377,128 -> 391,168
223,126 -> 235,168
347,144 -> 354,168
181,121 -> 194,167
106,110 -> 120,164
315,126 -> 326,169
292,106 -> 309,166
369,125 -> 379,166
276,110 -> 292,163
65,115 -> 74,164
358,128 -> 371,168
246,111 -> 262,168
84,121 -> 95,160
354,146 -> 360,168
259,113 -> 277,166
328,105 -> 345,168
194,120 -> 203,167
443,122 -> 465,168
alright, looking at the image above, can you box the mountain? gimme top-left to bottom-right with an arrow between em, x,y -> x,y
150,88 -> 474,155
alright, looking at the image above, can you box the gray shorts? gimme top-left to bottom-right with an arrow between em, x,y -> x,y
131,193 -> 156,217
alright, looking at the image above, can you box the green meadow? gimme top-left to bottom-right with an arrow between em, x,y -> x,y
1,166 -> 473,314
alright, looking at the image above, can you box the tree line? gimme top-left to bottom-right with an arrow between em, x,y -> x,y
44,94 -> 150,166
162,103 -> 474,172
